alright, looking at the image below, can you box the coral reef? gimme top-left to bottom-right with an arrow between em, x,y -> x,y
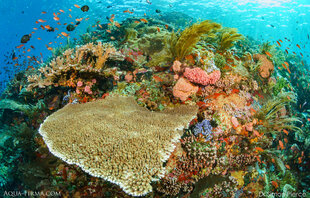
39,95 -> 198,196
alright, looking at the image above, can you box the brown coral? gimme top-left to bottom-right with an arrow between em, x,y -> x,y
253,54 -> 274,79
39,95 -> 198,196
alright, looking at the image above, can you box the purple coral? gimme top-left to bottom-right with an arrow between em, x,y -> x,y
193,119 -> 213,140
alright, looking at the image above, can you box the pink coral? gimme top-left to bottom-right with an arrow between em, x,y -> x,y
173,77 -> 198,101
172,60 -> 182,73
231,117 -> 239,128
184,67 -> 221,85
77,81 -> 83,87
84,85 -> 92,94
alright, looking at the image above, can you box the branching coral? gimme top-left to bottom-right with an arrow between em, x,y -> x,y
217,28 -> 243,52
167,20 -> 221,60
26,42 -> 124,91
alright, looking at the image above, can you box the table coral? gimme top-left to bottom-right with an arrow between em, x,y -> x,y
38,95 -> 198,196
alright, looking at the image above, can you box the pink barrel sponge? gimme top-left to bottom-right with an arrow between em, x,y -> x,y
184,67 -> 221,85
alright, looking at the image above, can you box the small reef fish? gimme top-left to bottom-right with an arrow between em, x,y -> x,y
156,27 -> 160,32
165,24 -> 169,29
276,41 -> 281,47
114,22 -> 121,28
279,140 -> 284,150
53,16 -> 60,21
255,147 -> 264,152
271,181 -> 279,188
134,21 -> 140,24
41,11 -> 47,14
140,18 -> 148,23
152,75 -> 163,82
265,51 -> 272,57
16,44 -> 24,48
296,44 -> 301,49
61,32 -> 69,37
74,4 -> 80,8
123,9 -> 133,14
38,19 -> 46,22
59,9 -> 65,13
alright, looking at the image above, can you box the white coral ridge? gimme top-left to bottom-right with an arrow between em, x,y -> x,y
38,95 -> 198,196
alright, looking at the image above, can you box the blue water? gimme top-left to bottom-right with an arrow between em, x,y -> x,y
0,0 -> 309,93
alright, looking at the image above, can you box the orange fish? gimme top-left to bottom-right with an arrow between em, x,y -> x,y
76,18 -> 83,21
33,28 -> 38,30
16,44 -> 24,48
271,181 -> 278,188
69,14 -> 72,18
48,42 -> 53,44
285,49 -> 288,54
276,41 -> 281,47
37,37 -> 41,40
69,9 -> 72,11
74,4 -> 80,8
156,27 -> 160,32
298,157 -> 302,164
27,49 -> 31,52
38,19 -> 46,22
114,22 -> 121,28
44,25 -> 52,30
285,164 -> 290,169
140,18 -> 148,23
265,51 -> 272,57
110,36 -> 115,40
12,57 -> 18,60
41,11 -> 47,14
134,21 -> 140,24
165,24 -> 169,29
123,9 -> 133,14
59,9 -> 65,13
271,158 -> 276,163
284,138 -> 288,143
284,62 -> 289,66
255,147 -> 264,152
106,29 -> 111,33
279,140 -> 284,150
296,44 -> 301,49
300,52 -> 303,57
279,39 -> 283,43
61,32 -> 69,37
30,45 -> 35,49
53,16 -> 60,21
283,129 -> 289,135
47,47 -> 53,51
250,108 -> 256,113
152,75 -> 163,82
